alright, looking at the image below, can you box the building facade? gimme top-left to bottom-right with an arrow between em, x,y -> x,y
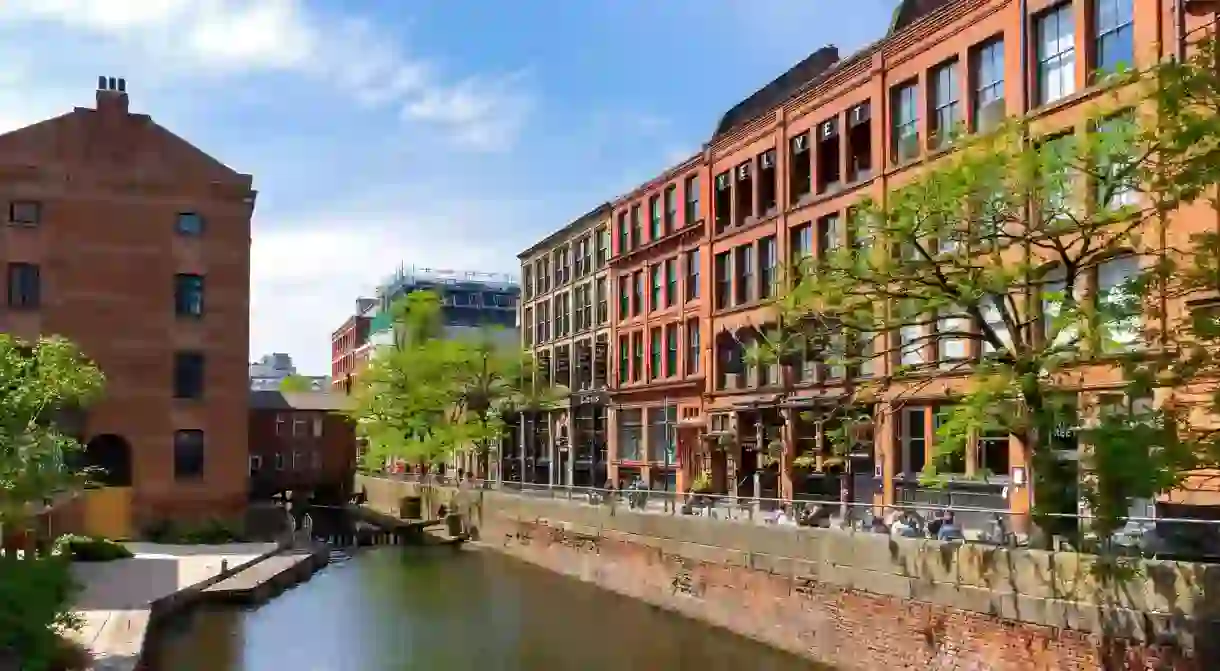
0,77 -> 255,526
248,390 -> 357,499
367,266 -> 519,348
249,352 -> 328,391
606,159 -> 709,494
330,303 -> 374,393
512,0 -> 1220,528
511,204 -> 614,486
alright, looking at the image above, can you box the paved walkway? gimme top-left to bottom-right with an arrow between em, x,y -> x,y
67,543 -> 278,670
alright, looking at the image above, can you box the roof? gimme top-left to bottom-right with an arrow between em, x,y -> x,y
889,0 -> 953,34
517,202 -> 612,260
249,390 -> 355,411
712,46 -> 840,139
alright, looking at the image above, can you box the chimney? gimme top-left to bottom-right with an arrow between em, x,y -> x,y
95,75 -> 130,116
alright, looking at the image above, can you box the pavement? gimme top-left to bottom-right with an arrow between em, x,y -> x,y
66,543 -> 279,671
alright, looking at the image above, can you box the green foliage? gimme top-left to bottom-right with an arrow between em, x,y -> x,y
52,534 -> 133,562
142,517 -> 246,544
278,374 -> 315,393
0,335 -> 106,531
0,555 -> 83,671
349,290 -> 557,472
760,36 -> 1220,550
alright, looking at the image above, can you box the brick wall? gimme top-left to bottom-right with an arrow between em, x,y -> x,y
357,476 -> 1212,670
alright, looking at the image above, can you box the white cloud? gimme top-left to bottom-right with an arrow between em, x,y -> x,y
0,0 -> 533,151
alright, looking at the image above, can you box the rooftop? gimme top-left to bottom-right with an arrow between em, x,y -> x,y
249,390 -> 354,412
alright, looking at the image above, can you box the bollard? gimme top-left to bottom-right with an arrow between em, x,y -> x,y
220,558 -> 228,574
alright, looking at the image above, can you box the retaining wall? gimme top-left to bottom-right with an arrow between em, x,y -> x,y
357,475 -> 1220,670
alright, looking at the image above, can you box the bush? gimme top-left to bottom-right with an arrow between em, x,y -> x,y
141,517 -> 246,544
52,535 -> 133,562
0,556 -> 82,671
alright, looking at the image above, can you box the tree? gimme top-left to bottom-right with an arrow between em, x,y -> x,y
757,49 -> 1220,550
278,374 -> 315,393
349,290 -> 553,477
0,335 -> 105,670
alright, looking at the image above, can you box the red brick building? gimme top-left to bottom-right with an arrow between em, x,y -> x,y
0,76 -> 255,529
248,390 -> 357,498
331,310 -> 372,393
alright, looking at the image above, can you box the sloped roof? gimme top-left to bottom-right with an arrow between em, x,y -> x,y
249,390 -> 354,411
889,0 -> 953,34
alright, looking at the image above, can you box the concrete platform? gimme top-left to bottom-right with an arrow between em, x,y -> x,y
202,547 -> 328,605
67,542 -> 280,670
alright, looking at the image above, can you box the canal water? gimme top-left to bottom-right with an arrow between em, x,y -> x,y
151,547 -> 827,670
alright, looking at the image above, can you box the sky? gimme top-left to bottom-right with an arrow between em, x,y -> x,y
0,0 -> 899,375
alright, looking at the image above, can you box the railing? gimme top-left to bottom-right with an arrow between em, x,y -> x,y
370,473 -> 1220,560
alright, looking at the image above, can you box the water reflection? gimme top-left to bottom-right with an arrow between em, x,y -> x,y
153,548 -> 825,670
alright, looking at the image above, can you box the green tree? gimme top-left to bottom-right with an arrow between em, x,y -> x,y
0,335 -> 106,669
757,54 -> 1220,550
278,374 -> 315,393
349,290 -> 553,476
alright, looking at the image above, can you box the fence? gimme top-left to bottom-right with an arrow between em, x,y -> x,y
369,472 -> 1220,561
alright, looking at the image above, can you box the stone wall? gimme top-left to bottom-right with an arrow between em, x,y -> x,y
356,475 -> 1220,670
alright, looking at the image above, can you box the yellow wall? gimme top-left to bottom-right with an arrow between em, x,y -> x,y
81,486 -> 134,540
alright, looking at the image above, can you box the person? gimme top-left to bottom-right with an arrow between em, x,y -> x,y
937,512 -> 965,541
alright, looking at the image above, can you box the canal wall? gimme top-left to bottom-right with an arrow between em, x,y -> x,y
356,475 -> 1219,671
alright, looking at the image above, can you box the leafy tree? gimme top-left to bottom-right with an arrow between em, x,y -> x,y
0,335 -> 105,669
349,290 -> 554,477
756,47 -> 1220,549
278,374 -> 315,393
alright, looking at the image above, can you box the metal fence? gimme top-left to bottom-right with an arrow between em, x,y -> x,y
369,472 -> 1220,561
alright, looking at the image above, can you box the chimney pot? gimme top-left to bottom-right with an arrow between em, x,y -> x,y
117,78 -> 126,93
97,76 -> 106,90
107,77 -> 117,90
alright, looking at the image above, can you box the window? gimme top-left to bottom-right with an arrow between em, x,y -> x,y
1039,134 -> 1074,222
817,214 -> 841,260
557,292 -> 571,337
658,258 -> 674,307
618,276 -> 630,321
536,258 -> 550,294
595,277 -> 609,324
293,414 -> 308,436
176,212 -> 204,236
898,303 -> 925,367
684,174 -> 700,224
685,319 -> 700,375
617,212 -> 629,255
1094,0 -> 1134,76
663,185 -> 677,234
665,323 -> 678,377
891,81 -> 919,163
523,267 -> 534,300
757,149 -> 777,214
929,59 -> 960,149
536,300 -> 550,342
173,430 -> 205,480
311,450 -> 322,470
9,201 -> 41,225
758,236 -> 777,299
1098,254 -> 1140,352
249,455 -> 263,474
175,274 -> 205,317
899,408 -> 927,476
312,415 -> 324,438
1043,265 -> 1081,350
650,265 -> 662,311
937,307 -> 972,365
524,307 -> 534,346
1036,5 -> 1076,106
572,286 -> 587,332
274,452 -> 284,470
649,195 -> 662,240
972,38 -> 1005,131
596,226 -> 610,267
630,204 -> 642,249
618,335 -> 630,384
789,132 -> 812,203
575,237 -> 592,278
616,408 -> 643,462
714,252 -> 731,310
1097,112 -> 1138,209
734,244 -> 753,305
854,330 -> 876,378
275,414 -> 287,436
714,171 -> 732,233
649,328 -> 662,380
789,223 -> 812,270
631,332 -> 643,382
632,270 -> 644,316
7,263 -> 40,309
173,351 -> 205,399
684,249 -> 700,302
980,294 -> 1013,355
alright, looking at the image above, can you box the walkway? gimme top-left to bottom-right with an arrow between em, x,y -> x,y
67,543 -> 278,670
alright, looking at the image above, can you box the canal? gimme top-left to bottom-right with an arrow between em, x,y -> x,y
151,546 -> 827,670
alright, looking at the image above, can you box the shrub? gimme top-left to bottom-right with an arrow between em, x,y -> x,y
141,517 -> 246,544
52,535 -> 133,562
0,556 -> 82,671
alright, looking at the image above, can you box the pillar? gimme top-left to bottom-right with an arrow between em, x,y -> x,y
876,401 -> 896,508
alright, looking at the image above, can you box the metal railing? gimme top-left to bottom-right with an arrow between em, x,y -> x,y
371,472 -> 1220,560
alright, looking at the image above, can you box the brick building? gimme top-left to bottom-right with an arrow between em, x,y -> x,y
0,76 -> 255,531
330,299 -> 375,393
512,204 -> 614,486
513,0 -> 1220,526
248,390 -> 357,498
606,159 -> 708,493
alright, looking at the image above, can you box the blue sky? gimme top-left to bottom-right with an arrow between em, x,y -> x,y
0,0 -> 898,375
